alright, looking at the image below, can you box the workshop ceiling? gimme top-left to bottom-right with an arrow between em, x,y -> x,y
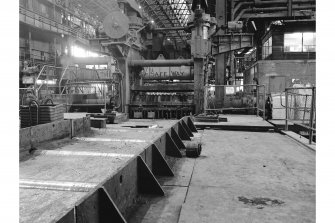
137,0 -> 193,44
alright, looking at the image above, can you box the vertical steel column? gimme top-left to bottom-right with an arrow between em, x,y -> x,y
288,0 -> 292,17
308,87 -> 315,144
285,90 -> 288,131
256,85 -> 259,117
194,58 -> 205,114
118,58 -> 129,114
263,86 -> 266,120
104,82 -> 107,112
215,0 -> 227,101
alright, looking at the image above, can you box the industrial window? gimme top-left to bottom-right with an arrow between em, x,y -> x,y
262,36 -> 272,59
284,32 -> 316,52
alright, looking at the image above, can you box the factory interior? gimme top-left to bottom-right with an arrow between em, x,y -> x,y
1,0 -> 333,222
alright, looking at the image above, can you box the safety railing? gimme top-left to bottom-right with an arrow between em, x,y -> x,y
19,6 -> 93,40
282,87 -> 316,144
204,84 -> 267,119
32,65 -> 122,111
35,65 -> 110,100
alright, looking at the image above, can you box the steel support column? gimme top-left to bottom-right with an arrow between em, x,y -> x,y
288,0 -> 292,16
118,58 -> 129,113
194,58 -> 205,114
215,0 -> 227,101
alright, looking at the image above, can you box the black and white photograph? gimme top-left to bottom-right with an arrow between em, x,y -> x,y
2,0 -> 334,222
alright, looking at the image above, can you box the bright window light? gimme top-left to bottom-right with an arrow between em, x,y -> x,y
36,79 -> 57,85
284,32 -> 315,52
168,0 -> 190,26
71,45 -> 100,57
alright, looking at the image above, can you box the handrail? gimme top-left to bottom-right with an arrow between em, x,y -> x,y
28,100 -> 39,126
59,65 -> 69,94
284,86 -> 316,144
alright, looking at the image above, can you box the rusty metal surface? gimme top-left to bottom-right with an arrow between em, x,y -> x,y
19,117 -> 196,222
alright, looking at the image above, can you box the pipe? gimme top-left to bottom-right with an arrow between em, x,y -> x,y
235,5 -> 315,20
29,100 -> 39,126
155,27 -> 188,31
128,59 -> 194,67
234,0 -> 315,19
60,56 -> 115,65
254,0 -> 314,4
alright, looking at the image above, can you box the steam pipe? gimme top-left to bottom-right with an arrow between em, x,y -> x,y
128,59 -> 194,67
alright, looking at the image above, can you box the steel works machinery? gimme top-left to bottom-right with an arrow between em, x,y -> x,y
125,0 -> 217,118
128,54 -> 195,119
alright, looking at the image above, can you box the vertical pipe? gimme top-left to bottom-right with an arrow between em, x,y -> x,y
54,37 -> 57,67
231,0 -> 235,21
303,94 -> 308,124
28,31 -> 32,61
285,90 -> 288,131
308,87 -> 315,144
53,0 -> 56,20
263,86 -> 266,120
104,82 -> 107,113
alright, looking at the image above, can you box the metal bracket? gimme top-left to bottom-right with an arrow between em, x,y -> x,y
178,122 -> 192,140
152,144 -> 174,177
187,117 -> 198,132
75,187 -> 127,223
56,208 -> 75,223
137,156 -> 165,196
171,128 -> 186,150
181,120 -> 194,137
165,133 -> 183,158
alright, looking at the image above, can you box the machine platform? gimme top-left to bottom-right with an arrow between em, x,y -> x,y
194,114 -> 275,132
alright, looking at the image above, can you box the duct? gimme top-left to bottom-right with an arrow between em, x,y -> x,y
128,59 -> 194,67
233,2 -> 253,16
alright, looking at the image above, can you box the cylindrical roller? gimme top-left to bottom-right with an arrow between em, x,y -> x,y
128,59 -> 194,67
182,140 -> 202,157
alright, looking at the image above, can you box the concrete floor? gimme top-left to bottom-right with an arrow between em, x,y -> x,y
129,129 -> 315,223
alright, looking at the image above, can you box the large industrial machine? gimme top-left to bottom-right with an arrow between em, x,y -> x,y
19,0 -> 258,124
128,54 -> 195,119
